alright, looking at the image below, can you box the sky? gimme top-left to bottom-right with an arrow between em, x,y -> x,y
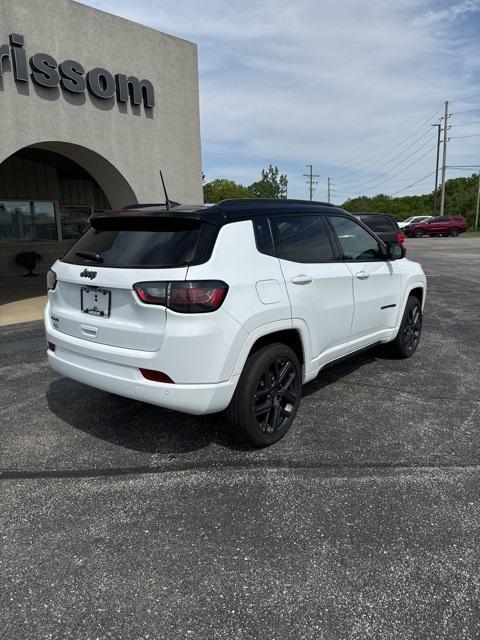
79,0 -> 480,203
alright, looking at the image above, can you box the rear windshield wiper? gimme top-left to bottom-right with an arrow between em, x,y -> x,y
75,251 -> 104,263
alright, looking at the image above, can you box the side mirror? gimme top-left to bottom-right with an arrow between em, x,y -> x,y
385,242 -> 406,260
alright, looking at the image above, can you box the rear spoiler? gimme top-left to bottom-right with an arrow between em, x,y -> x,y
122,202 -> 181,210
89,210 -> 204,231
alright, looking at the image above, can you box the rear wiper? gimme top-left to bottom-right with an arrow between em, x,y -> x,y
76,251 -> 104,263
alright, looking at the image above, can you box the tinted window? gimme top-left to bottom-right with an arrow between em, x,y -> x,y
359,215 -> 396,233
430,217 -> 450,223
62,226 -> 201,267
329,216 -> 383,261
253,218 -> 275,257
270,215 -> 334,263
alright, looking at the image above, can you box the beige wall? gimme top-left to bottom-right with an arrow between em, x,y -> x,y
0,0 -> 203,206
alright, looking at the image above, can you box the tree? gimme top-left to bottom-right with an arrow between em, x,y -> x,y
247,165 -> 288,199
203,179 -> 251,203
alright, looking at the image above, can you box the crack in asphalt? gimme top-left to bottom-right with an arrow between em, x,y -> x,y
2,459 -> 480,481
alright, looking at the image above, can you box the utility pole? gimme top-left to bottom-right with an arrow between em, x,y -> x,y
431,123 -> 441,216
303,164 -> 319,201
475,172 -> 480,233
327,177 -> 332,203
439,101 -> 449,216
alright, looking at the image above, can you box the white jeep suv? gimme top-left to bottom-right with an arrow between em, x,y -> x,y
45,199 -> 426,446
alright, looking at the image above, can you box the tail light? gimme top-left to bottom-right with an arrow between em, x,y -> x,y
47,270 -> 57,290
396,232 -> 405,245
133,280 -> 228,313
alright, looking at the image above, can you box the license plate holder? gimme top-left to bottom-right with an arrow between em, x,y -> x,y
81,287 -> 111,318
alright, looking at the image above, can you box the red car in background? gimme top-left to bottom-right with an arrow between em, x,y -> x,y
405,215 -> 468,238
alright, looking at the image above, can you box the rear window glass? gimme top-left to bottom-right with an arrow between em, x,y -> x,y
253,218 -> 275,257
62,226 -> 201,268
359,215 -> 396,232
270,215 -> 334,263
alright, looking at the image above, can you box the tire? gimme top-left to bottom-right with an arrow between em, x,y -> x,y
413,229 -> 424,238
226,343 -> 302,447
387,296 -> 422,358
450,227 -> 460,237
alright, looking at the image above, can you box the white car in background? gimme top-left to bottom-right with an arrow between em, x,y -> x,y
398,215 -> 431,229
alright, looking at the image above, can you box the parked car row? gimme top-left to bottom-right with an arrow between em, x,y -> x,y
358,213 -> 469,239
403,216 -> 468,238
398,216 -> 432,229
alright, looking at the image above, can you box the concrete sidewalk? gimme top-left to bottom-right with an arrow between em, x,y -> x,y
0,275 -> 47,326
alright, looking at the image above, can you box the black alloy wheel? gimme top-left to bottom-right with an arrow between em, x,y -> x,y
402,303 -> 422,354
413,228 -> 424,238
226,343 -> 302,447
252,356 -> 300,436
387,296 -> 423,358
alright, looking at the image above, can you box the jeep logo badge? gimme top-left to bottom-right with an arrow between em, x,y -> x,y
80,269 -> 97,280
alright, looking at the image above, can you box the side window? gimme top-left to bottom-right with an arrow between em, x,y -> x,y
361,215 -> 395,233
253,218 -> 275,257
329,216 -> 384,261
270,215 -> 335,263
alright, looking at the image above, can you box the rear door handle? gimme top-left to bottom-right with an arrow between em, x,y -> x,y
291,275 -> 313,285
355,271 -> 370,280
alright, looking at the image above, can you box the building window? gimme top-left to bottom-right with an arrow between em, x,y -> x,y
0,200 -> 58,242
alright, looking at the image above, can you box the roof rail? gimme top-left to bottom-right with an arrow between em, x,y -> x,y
216,198 -> 336,209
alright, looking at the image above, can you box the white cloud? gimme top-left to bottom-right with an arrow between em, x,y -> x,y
79,0 -> 480,201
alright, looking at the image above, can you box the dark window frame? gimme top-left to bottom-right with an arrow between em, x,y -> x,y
252,217 -> 276,258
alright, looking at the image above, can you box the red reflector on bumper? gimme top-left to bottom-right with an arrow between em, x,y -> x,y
140,369 -> 174,383
48,342 -> 56,352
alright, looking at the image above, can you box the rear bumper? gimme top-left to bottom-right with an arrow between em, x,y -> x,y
47,345 -> 239,415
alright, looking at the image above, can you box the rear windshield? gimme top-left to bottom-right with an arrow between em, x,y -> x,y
360,215 -> 396,233
62,225 -> 202,268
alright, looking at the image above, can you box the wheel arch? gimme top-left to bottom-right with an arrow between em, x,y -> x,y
409,286 -> 424,307
232,321 -> 310,379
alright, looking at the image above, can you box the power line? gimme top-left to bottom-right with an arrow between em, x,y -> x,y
338,135 -> 438,191
450,133 -> 480,139
333,104 -> 443,178
347,142 -> 439,196
451,107 -> 480,115
337,127 -> 437,186
390,170 -> 437,196
449,93 -> 480,103
450,121 -> 480,127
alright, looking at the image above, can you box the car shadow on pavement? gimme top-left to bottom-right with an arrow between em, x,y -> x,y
46,377 -> 248,454
302,345 -> 390,398
46,345 -> 389,455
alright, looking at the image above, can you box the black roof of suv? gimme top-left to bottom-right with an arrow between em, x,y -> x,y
90,199 -> 351,229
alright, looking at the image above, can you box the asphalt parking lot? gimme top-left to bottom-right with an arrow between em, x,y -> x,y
1,236 -> 480,639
